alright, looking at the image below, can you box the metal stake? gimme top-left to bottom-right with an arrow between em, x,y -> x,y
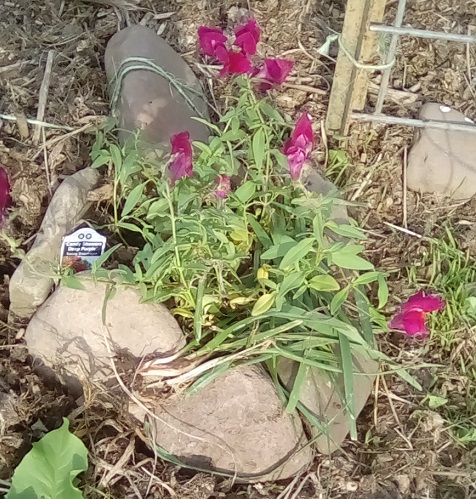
352,112 -> 476,133
374,0 -> 407,114
370,24 -> 476,44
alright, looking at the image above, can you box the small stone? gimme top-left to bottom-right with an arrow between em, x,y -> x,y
143,365 -> 313,482
277,351 -> 376,454
25,276 -> 186,393
9,168 -> 100,319
104,25 -> 209,150
303,166 -> 348,224
407,103 -> 476,199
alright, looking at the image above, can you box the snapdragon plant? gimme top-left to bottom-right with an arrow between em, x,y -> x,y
87,75 -> 412,441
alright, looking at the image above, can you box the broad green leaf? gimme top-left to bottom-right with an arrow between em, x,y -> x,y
61,275 -> 86,291
252,128 -> 265,171
279,238 -> 315,269
330,286 -> 350,315
252,292 -> 276,316
234,181 -> 256,204
331,245 -> 374,271
121,184 -> 144,217
7,418 -> 88,499
309,275 -> 340,291
220,129 -> 246,142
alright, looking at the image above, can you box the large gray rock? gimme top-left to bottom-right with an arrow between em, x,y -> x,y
25,276 -> 186,393
407,103 -> 476,199
143,365 -> 313,482
9,168 -> 100,319
278,352 -> 376,454
104,25 -> 209,148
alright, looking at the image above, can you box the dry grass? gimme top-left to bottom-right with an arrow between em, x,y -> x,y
1,0 -> 476,497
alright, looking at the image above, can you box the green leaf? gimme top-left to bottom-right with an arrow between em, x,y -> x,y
326,222 -> 366,240
252,293 -> 276,316
7,418 -> 88,499
279,272 -> 306,297
252,128 -> 265,171
109,144 -> 122,171
234,181 -> 256,204
259,102 -> 286,123
121,184 -> 144,217
352,271 -> 381,286
90,153 -> 110,169
91,243 -> 121,272
426,395 -> 448,409
261,239 -> 296,260
194,277 -> 206,342
279,238 -> 315,269
61,275 -> 86,291
330,286 -> 350,315
338,334 -> 357,440
309,274 -> 340,291
248,215 -> 273,248
330,245 -> 374,271
377,274 -> 388,309
285,362 -> 308,413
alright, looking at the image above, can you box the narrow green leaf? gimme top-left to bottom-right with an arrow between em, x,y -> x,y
7,418 -> 88,499
326,222 -> 366,240
109,144 -> 122,171
280,238 -> 315,269
377,274 -> 389,309
330,286 -> 350,315
248,215 -> 273,248
251,292 -> 276,316
338,334 -> 357,440
234,181 -> 256,204
252,128 -> 265,171
92,243 -> 121,272
194,277 -> 206,342
309,274 -> 340,291
279,272 -> 306,297
121,184 -> 144,217
90,154 -> 110,169
352,271 -> 381,286
261,239 -> 296,260
61,275 -> 86,291
285,362 -> 308,413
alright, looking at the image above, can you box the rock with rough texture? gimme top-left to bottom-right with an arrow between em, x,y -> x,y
143,365 -> 313,482
9,168 -> 100,319
104,25 -> 209,148
407,103 -> 476,199
278,352 -> 376,454
25,275 -> 186,393
303,166 -> 348,224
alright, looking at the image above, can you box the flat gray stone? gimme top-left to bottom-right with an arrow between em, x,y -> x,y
407,103 -> 476,199
25,275 -> 186,393
143,365 -> 313,482
278,351 -> 376,454
105,25 -> 209,149
9,168 -> 100,319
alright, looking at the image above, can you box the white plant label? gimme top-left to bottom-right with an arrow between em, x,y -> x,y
60,227 -> 106,272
